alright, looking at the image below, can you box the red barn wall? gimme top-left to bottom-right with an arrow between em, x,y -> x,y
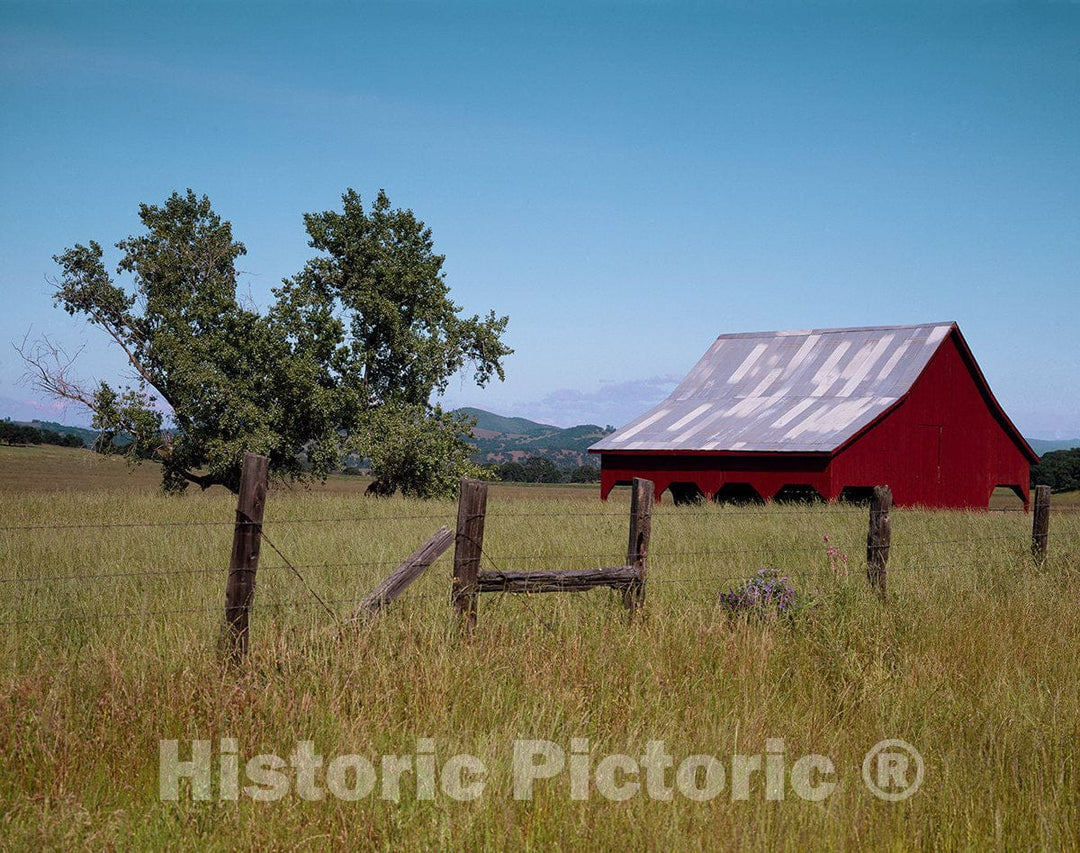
597,331 -> 1032,509
597,453 -> 831,504
829,331 -> 1031,509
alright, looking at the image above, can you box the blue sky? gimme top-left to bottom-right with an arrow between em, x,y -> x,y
1,1 -> 1077,437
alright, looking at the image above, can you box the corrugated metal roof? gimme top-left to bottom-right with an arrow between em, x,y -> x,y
590,322 -> 956,454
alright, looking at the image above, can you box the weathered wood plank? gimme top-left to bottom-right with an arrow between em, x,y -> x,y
352,526 -> 453,621
477,565 -> 640,594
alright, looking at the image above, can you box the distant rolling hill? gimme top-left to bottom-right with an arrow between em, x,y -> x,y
455,411 -> 1077,467
12,419 -> 98,447
456,407 -> 613,468
1029,438 -> 1080,455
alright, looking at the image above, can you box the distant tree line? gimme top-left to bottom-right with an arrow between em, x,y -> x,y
494,457 -> 601,484
1031,448 -> 1080,493
0,419 -> 86,448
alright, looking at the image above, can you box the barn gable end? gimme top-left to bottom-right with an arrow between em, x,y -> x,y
589,322 -> 1035,509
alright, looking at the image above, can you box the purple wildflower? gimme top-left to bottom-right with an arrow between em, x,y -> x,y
719,568 -> 798,617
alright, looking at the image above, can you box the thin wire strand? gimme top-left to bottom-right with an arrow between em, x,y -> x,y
256,529 -> 338,621
0,595 -> 350,628
0,533 -> 1038,587
3,503 -> 1073,533
0,556 -> 1056,627
0,514 -> 455,533
0,558 -> 419,586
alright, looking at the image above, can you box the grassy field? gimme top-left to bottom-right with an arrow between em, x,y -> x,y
0,445 -> 606,502
1,446 -> 1078,849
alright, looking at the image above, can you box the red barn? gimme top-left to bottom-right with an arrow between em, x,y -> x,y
589,322 -> 1037,509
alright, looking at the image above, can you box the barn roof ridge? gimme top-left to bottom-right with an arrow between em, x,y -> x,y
711,320 -> 957,340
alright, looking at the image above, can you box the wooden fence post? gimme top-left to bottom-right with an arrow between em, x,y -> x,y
623,477 -> 654,614
453,478 -> 488,633
351,526 -> 453,621
1031,485 -> 1051,564
223,453 -> 269,660
866,485 -> 892,602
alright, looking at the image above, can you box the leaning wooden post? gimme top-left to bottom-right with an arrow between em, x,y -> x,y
453,478 -> 488,633
352,526 -> 454,621
866,485 -> 892,602
623,477 -> 654,615
223,453 -> 269,660
1031,485 -> 1051,564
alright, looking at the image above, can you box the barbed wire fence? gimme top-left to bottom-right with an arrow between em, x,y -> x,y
0,454 -> 1063,650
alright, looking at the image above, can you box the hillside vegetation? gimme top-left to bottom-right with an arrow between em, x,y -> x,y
458,407 -> 613,468
1,419 -> 88,448
1,447 -> 1078,848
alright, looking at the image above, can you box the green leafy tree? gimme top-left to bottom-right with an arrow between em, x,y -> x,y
360,403 -> 492,499
568,463 -> 601,483
497,460 -> 527,482
278,189 -> 510,495
522,456 -> 563,483
1031,448 -> 1080,493
20,189 -> 512,496
0,421 -> 42,446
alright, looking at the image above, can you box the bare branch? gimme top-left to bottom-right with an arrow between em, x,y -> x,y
42,271 -> 166,408
15,333 -> 96,410
15,332 -> 176,467
78,302 -> 172,408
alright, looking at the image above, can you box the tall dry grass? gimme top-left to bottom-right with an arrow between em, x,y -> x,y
0,448 -> 1078,849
